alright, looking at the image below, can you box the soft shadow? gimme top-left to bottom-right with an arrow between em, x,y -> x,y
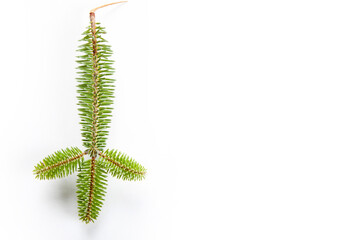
47,175 -> 78,217
47,175 -> 103,238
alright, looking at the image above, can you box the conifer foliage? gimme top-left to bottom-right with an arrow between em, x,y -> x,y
33,2 -> 146,223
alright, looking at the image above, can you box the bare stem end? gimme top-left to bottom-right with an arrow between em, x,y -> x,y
90,1 -> 128,14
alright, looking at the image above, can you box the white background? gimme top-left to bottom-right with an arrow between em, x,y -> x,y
1,0 -> 360,239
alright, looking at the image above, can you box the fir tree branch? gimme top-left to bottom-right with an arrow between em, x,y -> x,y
98,149 -> 146,181
35,2 -> 146,223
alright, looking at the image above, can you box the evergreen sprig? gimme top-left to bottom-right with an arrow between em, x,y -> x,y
33,5 -> 146,223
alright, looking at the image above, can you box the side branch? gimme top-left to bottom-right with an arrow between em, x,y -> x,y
34,147 -> 85,180
36,152 -> 85,174
98,151 -> 146,176
98,149 -> 146,181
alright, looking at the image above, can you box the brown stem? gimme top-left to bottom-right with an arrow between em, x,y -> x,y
85,156 -> 97,222
89,11 -> 100,153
